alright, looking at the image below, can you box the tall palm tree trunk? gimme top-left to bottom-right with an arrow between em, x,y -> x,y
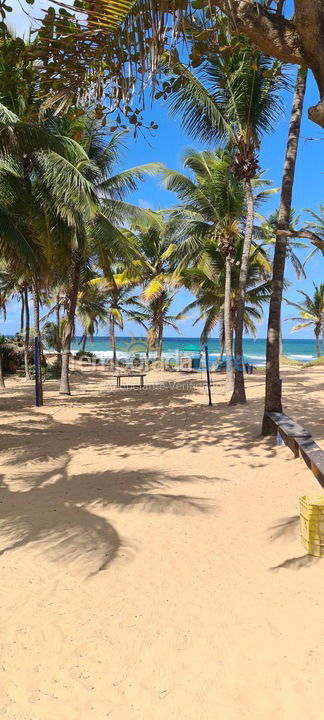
0,351 -> 5,389
157,322 -> 163,361
146,331 -> 150,365
110,316 -> 117,370
81,334 -> 87,353
24,286 -> 31,381
20,291 -> 25,334
224,255 -> 234,394
33,276 -> 43,405
56,294 -> 61,366
230,179 -> 254,404
262,68 -> 307,434
315,328 -> 321,358
59,251 -> 81,395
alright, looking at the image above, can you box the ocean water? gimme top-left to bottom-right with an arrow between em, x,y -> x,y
68,336 -> 318,367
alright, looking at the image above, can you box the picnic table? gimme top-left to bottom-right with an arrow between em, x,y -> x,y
113,372 -> 146,389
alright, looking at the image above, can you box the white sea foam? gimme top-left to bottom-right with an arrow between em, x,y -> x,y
44,345 -> 312,366
288,354 -> 315,360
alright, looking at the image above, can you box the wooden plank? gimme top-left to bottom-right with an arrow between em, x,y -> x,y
298,437 -> 324,488
265,411 -> 324,487
266,411 -> 312,439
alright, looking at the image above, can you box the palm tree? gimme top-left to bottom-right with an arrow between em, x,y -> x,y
163,36 -> 286,403
33,114 -> 160,395
90,271 -> 147,368
0,262 -> 33,380
77,282 -> 108,352
163,148 -> 245,392
286,284 -> 324,359
305,206 -> 324,254
262,68 -> 307,434
130,291 -> 185,361
121,214 -> 178,360
259,210 -> 309,281
181,240 -> 271,345
101,275 -> 133,369
41,321 -> 61,352
258,208 -> 310,354
0,98 -> 102,403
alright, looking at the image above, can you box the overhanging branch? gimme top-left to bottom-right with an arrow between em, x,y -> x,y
215,1 -> 306,65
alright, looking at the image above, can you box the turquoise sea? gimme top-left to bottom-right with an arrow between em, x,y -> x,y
69,336 -> 319,367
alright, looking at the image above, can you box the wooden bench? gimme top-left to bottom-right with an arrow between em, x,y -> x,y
265,411 -> 324,487
113,373 -> 146,389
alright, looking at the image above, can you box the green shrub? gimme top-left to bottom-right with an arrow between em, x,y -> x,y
44,363 -> 61,380
75,350 -> 95,359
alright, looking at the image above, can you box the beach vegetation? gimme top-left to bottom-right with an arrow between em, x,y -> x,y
286,283 -> 324,359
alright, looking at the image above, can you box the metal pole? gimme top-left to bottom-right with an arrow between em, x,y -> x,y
34,336 -> 41,407
205,345 -> 212,407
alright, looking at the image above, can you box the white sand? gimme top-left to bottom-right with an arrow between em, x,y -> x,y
0,366 -> 323,719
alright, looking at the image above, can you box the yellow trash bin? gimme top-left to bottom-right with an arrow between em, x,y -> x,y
300,495 -> 324,557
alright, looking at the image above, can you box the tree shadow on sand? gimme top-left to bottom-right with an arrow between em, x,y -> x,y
0,375 -> 281,472
0,463 -> 215,577
270,554 -> 319,572
268,516 -> 320,571
268,515 -> 300,542
1,369 -> 322,576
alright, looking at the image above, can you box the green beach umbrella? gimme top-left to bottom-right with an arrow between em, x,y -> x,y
182,344 -> 200,352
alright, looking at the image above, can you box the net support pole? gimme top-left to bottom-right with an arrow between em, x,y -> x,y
34,336 -> 41,407
205,345 -> 212,407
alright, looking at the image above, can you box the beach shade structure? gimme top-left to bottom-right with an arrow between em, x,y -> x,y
181,344 -> 201,371
182,344 -> 200,352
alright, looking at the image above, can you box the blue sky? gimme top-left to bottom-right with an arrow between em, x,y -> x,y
3,2 -> 323,340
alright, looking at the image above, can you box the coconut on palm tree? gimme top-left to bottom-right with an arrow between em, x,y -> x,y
286,284 -> 324,359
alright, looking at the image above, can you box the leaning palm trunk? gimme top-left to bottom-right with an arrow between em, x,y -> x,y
110,316 -> 117,370
262,69 -> 307,434
59,251 -> 81,395
23,286 -> 31,381
32,276 -> 43,405
230,179 -> 254,404
224,255 -> 234,394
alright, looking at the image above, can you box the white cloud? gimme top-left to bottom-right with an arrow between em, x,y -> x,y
138,198 -> 152,210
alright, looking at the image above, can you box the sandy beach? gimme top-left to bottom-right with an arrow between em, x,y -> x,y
0,365 -> 323,719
